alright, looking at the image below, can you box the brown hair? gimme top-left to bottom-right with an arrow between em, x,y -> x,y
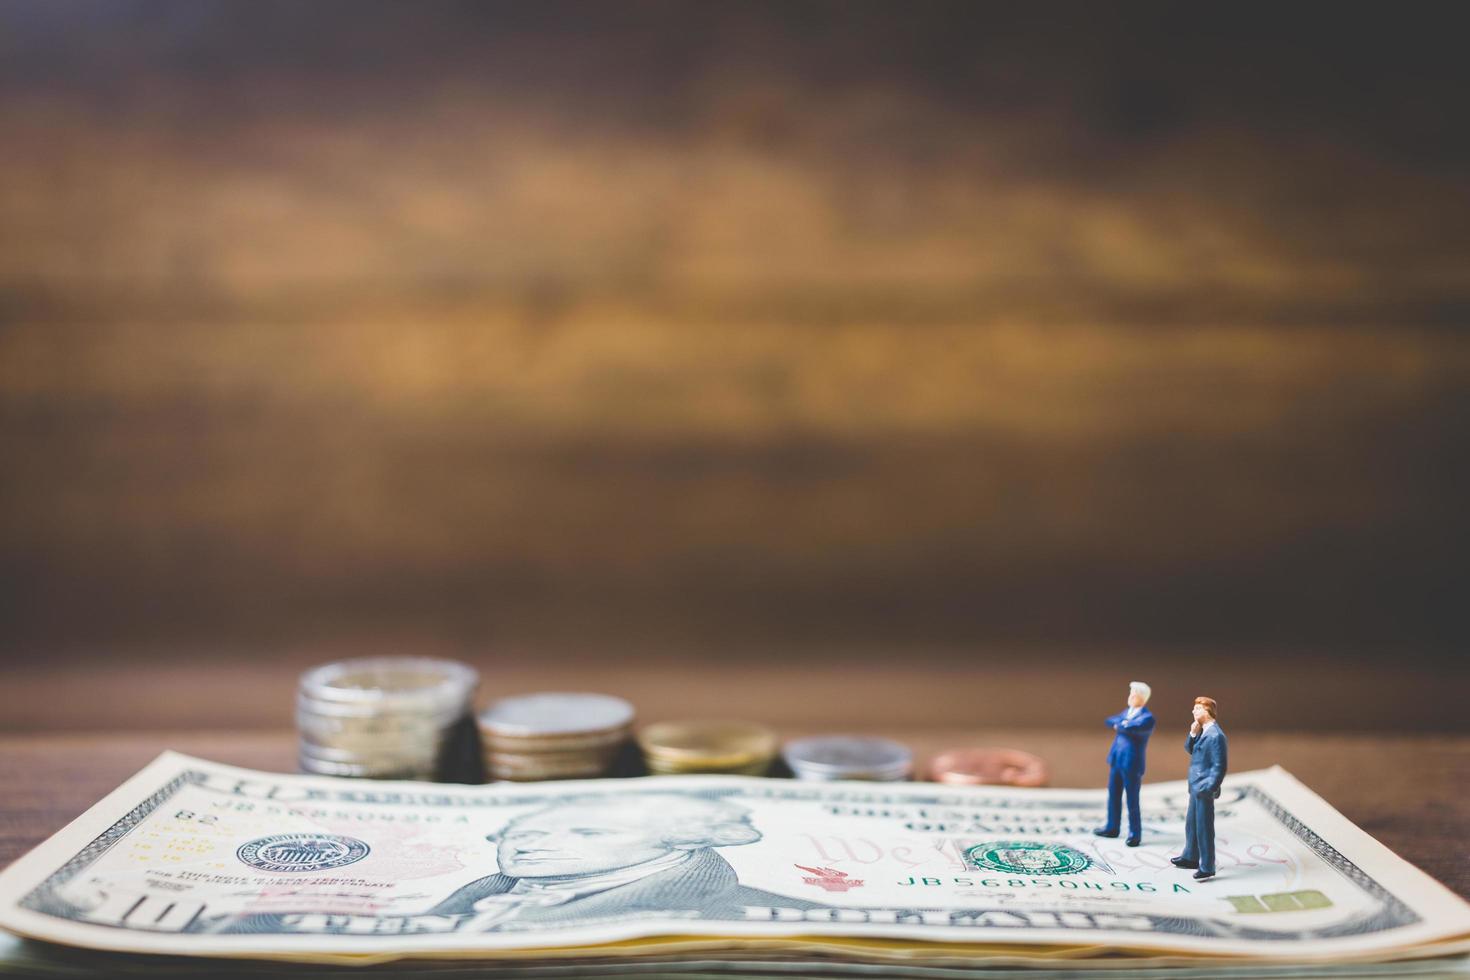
1194,696 -> 1218,720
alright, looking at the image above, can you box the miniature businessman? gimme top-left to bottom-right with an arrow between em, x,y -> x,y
1093,681 -> 1155,846
1172,696 -> 1228,880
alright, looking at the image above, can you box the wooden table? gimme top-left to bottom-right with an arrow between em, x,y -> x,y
3,729 -> 1467,901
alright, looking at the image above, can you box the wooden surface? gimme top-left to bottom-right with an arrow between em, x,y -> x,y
2,730 -> 1466,901
4,7 -> 1468,662
5,656 -> 1464,733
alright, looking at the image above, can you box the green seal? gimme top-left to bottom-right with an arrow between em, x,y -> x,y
963,840 -> 1092,876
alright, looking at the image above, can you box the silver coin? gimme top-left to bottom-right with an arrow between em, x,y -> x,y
295,657 -> 478,783
478,692 -> 634,739
297,706 -> 459,740
296,694 -> 469,725
297,731 -> 442,753
297,755 -> 437,780
782,736 -> 913,781
298,657 -> 478,713
298,738 -> 441,765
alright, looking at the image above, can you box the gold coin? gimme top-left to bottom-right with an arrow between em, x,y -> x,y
644,758 -> 772,776
637,720 -> 777,773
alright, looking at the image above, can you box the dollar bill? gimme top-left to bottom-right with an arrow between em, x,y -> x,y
0,753 -> 1466,968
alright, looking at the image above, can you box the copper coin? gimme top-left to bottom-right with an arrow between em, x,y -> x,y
927,748 -> 1049,787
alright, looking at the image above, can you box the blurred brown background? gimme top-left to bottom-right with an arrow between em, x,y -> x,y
1,1 -> 1467,734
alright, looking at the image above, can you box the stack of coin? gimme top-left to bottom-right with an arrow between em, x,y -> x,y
296,657 -> 480,782
478,692 -> 635,781
782,735 -> 913,781
927,747 -> 1049,786
638,721 -> 778,775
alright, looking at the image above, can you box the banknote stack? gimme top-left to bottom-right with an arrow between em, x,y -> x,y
478,692 -> 634,781
296,657 -> 480,782
1,754 -> 1468,980
638,720 -> 778,775
782,735 -> 913,781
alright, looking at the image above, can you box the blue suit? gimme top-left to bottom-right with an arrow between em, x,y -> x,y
1100,706 -> 1154,839
1179,724 -> 1228,874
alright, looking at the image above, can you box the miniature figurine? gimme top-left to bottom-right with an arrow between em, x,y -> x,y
1094,681 -> 1155,846
1171,696 -> 1228,880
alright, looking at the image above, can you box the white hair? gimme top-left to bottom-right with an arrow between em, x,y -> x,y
509,794 -> 761,848
1129,681 -> 1151,703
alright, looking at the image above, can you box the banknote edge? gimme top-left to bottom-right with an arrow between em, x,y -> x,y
0,754 -> 1467,962
1243,766 -> 1470,933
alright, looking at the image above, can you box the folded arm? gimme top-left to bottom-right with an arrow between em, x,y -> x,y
1115,713 -> 1154,735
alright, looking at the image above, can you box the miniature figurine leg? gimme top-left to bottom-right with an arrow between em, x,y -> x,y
1123,770 -> 1142,844
1172,792 -> 1200,868
1193,791 -> 1216,876
1098,767 -> 1124,835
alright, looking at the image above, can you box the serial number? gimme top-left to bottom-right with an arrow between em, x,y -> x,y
900,876 -> 1174,892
